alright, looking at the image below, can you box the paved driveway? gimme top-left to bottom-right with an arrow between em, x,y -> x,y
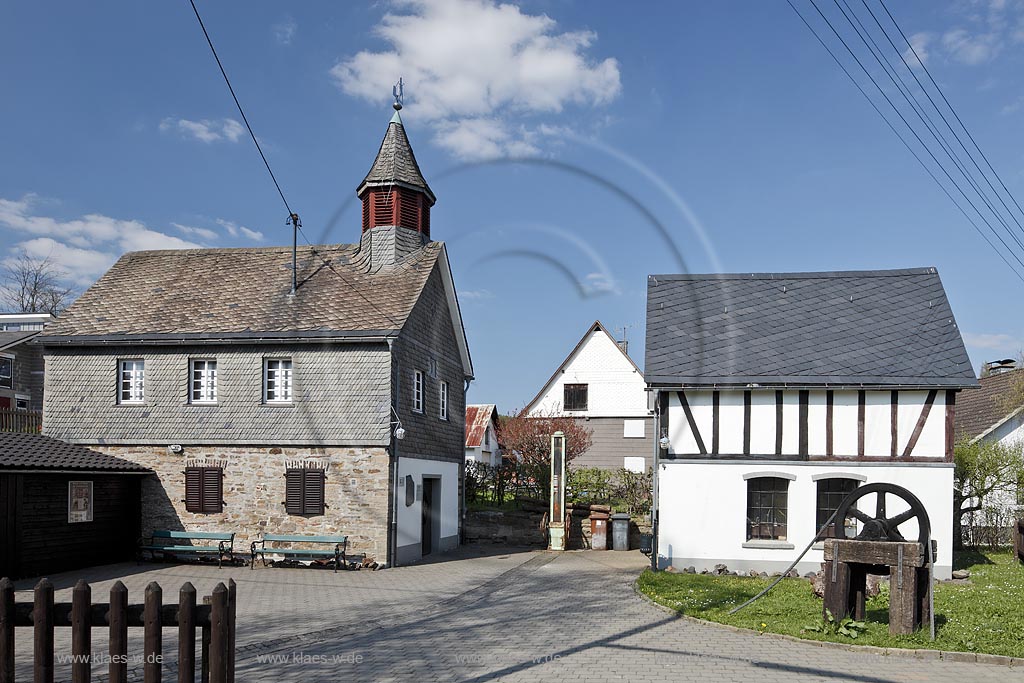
13,547 -> 1022,682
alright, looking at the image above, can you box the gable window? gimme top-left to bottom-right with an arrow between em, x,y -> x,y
285,467 -> 326,516
184,466 -> 223,513
439,380 -> 449,420
746,477 -> 788,541
0,355 -> 12,390
118,359 -> 145,404
412,370 -> 424,413
264,359 -> 293,403
816,478 -> 860,539
190,359 -> 217,403
564,383 -> 588,411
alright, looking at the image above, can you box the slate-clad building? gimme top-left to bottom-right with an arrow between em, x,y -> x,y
0,432 -> 149,579
645,268 -> 977,579
39,107 -> 473,566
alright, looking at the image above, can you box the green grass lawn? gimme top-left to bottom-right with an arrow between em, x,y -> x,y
636,550 -> 1024,657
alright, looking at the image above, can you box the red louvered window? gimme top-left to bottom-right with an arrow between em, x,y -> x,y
372,191 -> 394,227
184,466 -> 223,513
362,195 -> 370,232
421,205 -> 430,238
398,190 -> 419,230
285,468 -> 325,516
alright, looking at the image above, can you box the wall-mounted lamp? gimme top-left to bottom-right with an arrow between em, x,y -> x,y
659,432 -> 670,451
391,406 -> 407,440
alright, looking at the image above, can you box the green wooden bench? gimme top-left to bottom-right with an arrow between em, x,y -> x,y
250,533 -> 348,572
138,530 -> 236,568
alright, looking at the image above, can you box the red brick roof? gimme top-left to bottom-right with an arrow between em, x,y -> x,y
954,368 -> 1024,442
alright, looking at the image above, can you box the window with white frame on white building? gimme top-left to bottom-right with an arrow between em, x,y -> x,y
412,369 -> 424,413
264,358 -> 293,403
118,359 -> 145,404
439,380 -> 449,420
190,359 -> 218,403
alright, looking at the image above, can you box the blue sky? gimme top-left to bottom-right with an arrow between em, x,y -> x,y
2,1 -> 1024,411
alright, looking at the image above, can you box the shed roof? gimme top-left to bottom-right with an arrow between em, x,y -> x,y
0,432 -> 151,472
954,368 -> 1023,442
465,404 -> 497,448
0,330 -> 39,352
644,267 -> 976,388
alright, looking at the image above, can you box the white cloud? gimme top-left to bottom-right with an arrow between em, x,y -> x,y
903,32 -> 932,65
273,16 -> 297,45
941,28 -> 1001,64
159,117 -> 245,144
0,195 -> 201,285
962,331 -> 1024,352
172,222 -> 219,242
216,218 -> 264,242
583,271 -> 619,296
460,288 -> 494,300
330,0 -> 621,160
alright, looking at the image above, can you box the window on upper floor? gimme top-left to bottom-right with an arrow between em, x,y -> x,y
184,466 -> 223,514
413,369 -> 424,413
816,478 -> 860,540
439,380 -> 449,420
190,359 -> 218,403
746,477 -> 788,541
563,383 -> 588,411
264,358 -> 293,403
285,467 -> 326,516
118,359 -> 145,404
0,356 -> 12,390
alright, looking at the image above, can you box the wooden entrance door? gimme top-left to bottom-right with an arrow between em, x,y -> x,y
421,477 -> 435,556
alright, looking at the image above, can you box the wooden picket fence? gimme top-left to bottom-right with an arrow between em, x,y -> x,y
0,410 -> 42,434
0,577 -> 235,683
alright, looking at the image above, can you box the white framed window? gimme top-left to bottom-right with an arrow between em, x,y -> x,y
439,380 -> 449,420
118,359 -> 145,404
190,359 -> 218,403
0,354 -> 12,390
412,369 -> 424,413
264,358 -> 293,403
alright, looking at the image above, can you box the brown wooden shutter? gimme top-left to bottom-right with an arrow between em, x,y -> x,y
285,469 -> 304,515
201,467 -> 223,513
185,467 -> 203,513
304,469 -> 325,515
286,468 -> 325,515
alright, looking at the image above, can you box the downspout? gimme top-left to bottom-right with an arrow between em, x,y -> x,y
461,377 -> 473,544
651,388 -> 661,572
387,337 -> 399,567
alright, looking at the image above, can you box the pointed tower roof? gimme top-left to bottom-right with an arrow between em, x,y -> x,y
356,109 -> 436,205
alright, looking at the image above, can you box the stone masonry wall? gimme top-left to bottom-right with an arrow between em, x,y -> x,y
96,444 -> 392,563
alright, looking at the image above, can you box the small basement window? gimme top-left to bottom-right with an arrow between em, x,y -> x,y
184,466 -> 223,514
746,477 -> 788,541
563,383 -> 588,411
285,467 -> 326,516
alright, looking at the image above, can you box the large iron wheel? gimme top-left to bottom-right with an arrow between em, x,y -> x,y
833,482 -> 930,547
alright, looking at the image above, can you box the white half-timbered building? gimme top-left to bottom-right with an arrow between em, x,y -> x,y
644,268 -> 977,579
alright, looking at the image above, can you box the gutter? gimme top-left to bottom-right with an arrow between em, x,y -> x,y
36,332 -> 398,347
0,469 -> 151,475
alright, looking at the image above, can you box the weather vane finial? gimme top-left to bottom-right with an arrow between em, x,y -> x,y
392,77 -> 404,111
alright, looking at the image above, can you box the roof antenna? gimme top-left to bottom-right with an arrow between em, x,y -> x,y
393,77 -> 404,111
288,212 -> 301,295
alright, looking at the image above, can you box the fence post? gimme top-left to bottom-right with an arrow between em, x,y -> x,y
144,582 -> 162,683
0,578 -> 14,683
34,578 -> 54,683
109,581 -> 128,683
227,580 -> 236,683
208,584 -> 228,683
178,583 -> 196,683
71,580 -> 91,683
200,596 -> 210,683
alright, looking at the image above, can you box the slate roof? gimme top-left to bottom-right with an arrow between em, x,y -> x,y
356,111 -> 436,204
0,330 -> 39,351
954,368 -> 1024,442
645,268 -> 977,388
465,404 -> 497,448
38,242 -> 443,342
0,432 -> 150,471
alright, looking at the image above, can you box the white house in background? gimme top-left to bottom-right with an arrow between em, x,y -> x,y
465,404 -> 502,467
525,320 -> 653,471
645,268 -> 978,580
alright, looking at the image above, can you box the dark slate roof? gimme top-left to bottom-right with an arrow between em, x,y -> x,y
356,111 -> 436,204
645,267 -> 977,388
38,243 -> 443,341
0,330 -> 39,351
0,432 -> 150,471
954,368 -> 1023,441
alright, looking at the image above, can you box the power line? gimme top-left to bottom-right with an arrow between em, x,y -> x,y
188,0 -> 294,218
785,0 -> 1024,283
792,0 -> 1024,279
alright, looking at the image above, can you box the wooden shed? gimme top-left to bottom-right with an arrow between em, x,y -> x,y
0,432 -> 151,579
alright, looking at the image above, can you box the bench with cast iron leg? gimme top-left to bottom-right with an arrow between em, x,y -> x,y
138,530 -> 236,568
251,533 -> 348,572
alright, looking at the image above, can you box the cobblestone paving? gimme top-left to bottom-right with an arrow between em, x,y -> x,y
12,547 -> 1023,682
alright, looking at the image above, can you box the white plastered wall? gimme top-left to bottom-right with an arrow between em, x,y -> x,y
395,456 -> 460,561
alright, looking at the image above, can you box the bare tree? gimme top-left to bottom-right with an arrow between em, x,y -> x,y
1,253 -> 74,315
